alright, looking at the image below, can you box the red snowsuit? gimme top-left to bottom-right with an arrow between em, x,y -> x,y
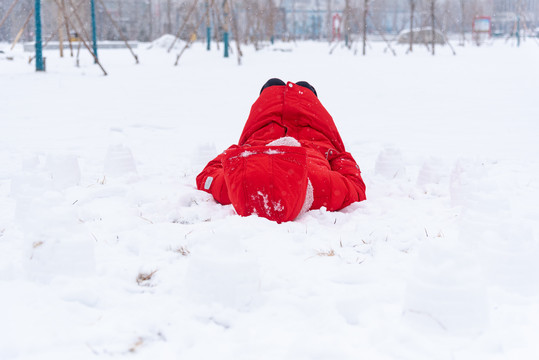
196,82 -> 366,223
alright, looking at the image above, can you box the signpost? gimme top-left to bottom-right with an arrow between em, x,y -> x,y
332,13 -> 341,42
472,16 -> 491,45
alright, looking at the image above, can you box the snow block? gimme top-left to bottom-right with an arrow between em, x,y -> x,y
416,158 -> 444,187
375,147 -> 406,179
104,144 -> 137,178
47,154 -> 81,190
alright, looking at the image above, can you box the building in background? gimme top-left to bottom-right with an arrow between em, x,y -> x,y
492,0 -> 538,35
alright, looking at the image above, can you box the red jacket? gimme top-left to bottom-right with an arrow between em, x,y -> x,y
196,82 -> 366,222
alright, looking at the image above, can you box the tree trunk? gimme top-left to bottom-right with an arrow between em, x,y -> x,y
344,0 -> 350,48
362,0 -> 368,56
148,0 -> 153,41
459,0 -> 465,45
326,0 -> 332,43
166,0 -> 172,34
409,0 -> 415,53
268,0 -> 275,42
431,0 -> 435,56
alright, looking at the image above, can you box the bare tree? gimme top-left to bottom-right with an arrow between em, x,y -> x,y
166,0 -> 172,34
408,0 -> 416,52
459,0 -> 465,45
267,0 -> 276,43
343,0 -> 351,48
430,0 -> 435,55
362,0 -> 369,56
326,0 -> 332,43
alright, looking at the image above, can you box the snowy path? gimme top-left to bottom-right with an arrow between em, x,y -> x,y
1,40 -> 539,359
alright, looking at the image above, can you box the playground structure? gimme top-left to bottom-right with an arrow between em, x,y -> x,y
476,0 -> 539,47
2,0 -> 538,72
506,1 -> 539,47
0,0 -> 460,71
0,0 -> 258,72
0,0 -> 139,74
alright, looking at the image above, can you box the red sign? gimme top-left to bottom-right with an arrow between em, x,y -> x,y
472,16 -> 492,36
332,14 -> 342,41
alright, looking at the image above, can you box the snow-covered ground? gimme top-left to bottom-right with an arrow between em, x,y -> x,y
1,38 -> 539,359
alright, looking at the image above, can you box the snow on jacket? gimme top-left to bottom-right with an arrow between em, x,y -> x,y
196,81 -> 366,223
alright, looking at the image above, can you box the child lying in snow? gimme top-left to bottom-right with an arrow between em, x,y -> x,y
196,78 -> 366,223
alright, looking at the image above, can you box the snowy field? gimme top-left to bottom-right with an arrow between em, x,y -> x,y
1,38 -> 539,359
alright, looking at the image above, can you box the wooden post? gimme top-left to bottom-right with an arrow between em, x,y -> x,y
11,8 -> 34,50
55,0 -> 108,75
97,0 -> 139,63
368,13 -> 396,56
175,0 -> 214,66
41,0 -> 85,56
0,0 -> 21,30
168,0 -> 200,53
62,0 -> 74,56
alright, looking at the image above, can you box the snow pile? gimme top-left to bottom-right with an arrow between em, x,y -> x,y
8,154 -> 96,287
147,34 -> 185,50
416,157 -> 444,188
375,146 -> 406,179
104,145 -> 138,177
